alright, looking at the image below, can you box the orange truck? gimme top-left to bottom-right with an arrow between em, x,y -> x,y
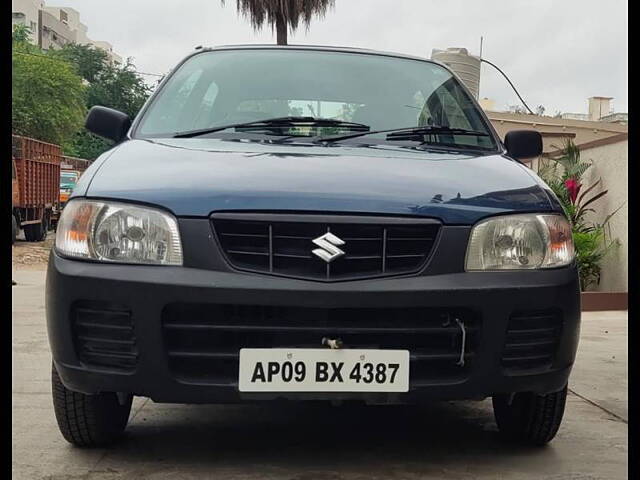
55,156 -> 90,226
11,135 -> 61,243
59,157 -> 90,199
59,168 -> 80,205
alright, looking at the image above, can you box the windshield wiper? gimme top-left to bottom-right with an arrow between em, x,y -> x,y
173,116 -> 370,138
313,125 -> 488,144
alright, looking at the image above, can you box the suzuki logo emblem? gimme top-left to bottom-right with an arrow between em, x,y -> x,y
312,232 -> 346,263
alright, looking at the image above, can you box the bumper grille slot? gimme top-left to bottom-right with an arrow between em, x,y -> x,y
72,303 -> 138,372
212,215 -> 440,281
163,303 -> 478,385
502,310 -> 562,374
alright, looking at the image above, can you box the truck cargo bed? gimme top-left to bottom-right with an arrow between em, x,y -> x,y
12,135 -> 60,208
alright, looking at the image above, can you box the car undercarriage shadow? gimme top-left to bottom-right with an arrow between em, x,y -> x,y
92,400 -> 555,474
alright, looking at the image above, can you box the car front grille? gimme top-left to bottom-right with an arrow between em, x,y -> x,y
211,214 -> 440,281
72,302 -> 138,372
162,303 -> 478,386
502,310 -> 563,374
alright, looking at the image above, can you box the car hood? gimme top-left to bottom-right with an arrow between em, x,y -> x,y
82,138 -> 555,224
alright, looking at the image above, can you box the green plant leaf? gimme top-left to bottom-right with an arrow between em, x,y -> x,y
576,190 -> 608,219
576,178 -> 602,206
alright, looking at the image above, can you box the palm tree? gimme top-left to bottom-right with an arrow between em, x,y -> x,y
222,0 -> 335,45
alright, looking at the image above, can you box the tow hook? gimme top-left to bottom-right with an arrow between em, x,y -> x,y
322,337 -> 343,349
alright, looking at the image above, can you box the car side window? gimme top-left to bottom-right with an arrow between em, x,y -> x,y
419,79 -> 493,148
139,69 -> 204,134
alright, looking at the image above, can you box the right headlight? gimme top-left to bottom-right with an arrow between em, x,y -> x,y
465,214 -> 574,271
55,199 -> 183,265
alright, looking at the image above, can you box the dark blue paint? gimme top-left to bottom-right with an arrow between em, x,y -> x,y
78,138 -> 558,225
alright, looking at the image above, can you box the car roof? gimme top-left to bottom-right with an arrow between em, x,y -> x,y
189,44 -> 447,69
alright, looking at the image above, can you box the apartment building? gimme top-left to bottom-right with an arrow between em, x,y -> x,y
11,0 -> 42,44
11,0 -> 122,64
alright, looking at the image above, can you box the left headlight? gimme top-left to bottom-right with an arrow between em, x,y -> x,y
55,199 -> 183,265
465,213 -> 574,271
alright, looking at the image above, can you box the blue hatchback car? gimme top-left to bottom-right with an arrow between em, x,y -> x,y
47,45 -> 579,447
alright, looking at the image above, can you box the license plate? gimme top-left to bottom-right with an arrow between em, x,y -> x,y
238,348 -> 409,392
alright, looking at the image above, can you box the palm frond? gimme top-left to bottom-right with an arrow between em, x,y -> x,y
566,160 -> 592,180
222,0 -> 335,33
553,139 -> 593,181
576,178 -> 601,206
601,202 -> 625,227
575,190 -> 608,219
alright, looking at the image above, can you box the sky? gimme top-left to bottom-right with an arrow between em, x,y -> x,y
48,0 -> 628,115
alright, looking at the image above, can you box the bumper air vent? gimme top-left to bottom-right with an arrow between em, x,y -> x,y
162,303 -> 478,385
72,302 -> 138,372
502,310 -> 563,374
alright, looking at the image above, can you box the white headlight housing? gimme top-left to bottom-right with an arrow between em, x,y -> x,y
55,200 -> 183,265
465,214 -> 574,271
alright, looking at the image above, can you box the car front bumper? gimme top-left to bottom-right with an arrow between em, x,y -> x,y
47,248 -> 580,405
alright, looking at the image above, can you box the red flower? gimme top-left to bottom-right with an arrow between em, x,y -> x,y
564,178 -> 581,204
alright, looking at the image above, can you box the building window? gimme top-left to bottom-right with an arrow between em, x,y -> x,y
12,12 -> 26,25
30,21 -> 37,31
60,10 -> 68,22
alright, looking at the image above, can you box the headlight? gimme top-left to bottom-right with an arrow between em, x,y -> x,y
55,199 -> 183,265
465,214 -> 574,271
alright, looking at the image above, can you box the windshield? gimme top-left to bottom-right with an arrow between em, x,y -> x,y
135,49 -> 497,150
60,172 -> 78,189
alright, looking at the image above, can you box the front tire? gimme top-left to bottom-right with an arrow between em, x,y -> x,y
51,364 -> 132,447
493,385 -> 567,446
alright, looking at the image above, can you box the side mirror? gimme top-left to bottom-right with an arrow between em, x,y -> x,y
504,130 -> 542,161
85,106 -> 131,143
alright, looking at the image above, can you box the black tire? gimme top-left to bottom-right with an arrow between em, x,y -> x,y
24,222 -> 43,242
11,215 -> 17,244
24,221 -> 44,241
24,213 -> 49,242
493,385 -> 567,446
51,364 -> 132,447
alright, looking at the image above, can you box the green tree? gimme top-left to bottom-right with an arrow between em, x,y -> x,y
12,26 -> 86,146
50,43 -> 110,83
12,25 -> 151,159
69,59 -> 151,159
12,23 -> 32,44
86,59 -> 151,118
222,0 -> 335,45
50,43 -> 152,159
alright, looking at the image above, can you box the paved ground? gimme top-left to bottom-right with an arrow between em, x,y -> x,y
12,249 -> 628,479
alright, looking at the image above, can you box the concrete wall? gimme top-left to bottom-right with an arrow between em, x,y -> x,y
488,111 -> 628,155
589,97 -> 613,121
580,141 -> 628,292
92,40 -> 123,64
75,23 -> 89,45
40,9 -> 74,50
528,140 -> 628,292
